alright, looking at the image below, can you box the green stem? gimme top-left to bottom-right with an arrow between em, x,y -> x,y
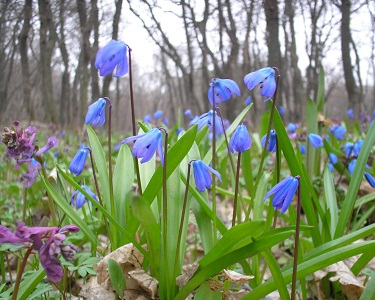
22,188 -> 28,222
12,247 -> 32,300
212,92 -> 217,244
0,250 -> 5,285
128,46 -> 143,195
174,161 -> 193,281
104,98 -> 117,249
160,128 -> 170,299
232,152 -> 241,227
36,156 -> 58,226
291,176 -> 301,300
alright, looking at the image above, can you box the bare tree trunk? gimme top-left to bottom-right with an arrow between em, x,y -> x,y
38,0 -> 58,124
90,0 -> 100,100
18,0 -> 33,121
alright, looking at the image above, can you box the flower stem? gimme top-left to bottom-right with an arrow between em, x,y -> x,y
291,175 -> 301,300
174,161 -> 193,281
159,128 -> 170,299
22,188 -> 28,222
12,247 -> 33,300
212,90 -> 217,244
87,148 -> 109,252
247,68 -> 280,220
104,98 -> 117,249
35,156 -> 58,226
128,46 -> 142,195
232,152 -> 242,227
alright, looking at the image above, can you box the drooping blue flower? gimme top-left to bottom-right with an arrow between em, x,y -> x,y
121,128 -> 164,166
308,133 -> 323,149
299,144 -> 306,155
329,125 -> 346,140
229,125 -> 252,154
85,98 -> 106,127
348,159 -> 357,175
245,96 -> 252,106
144,114 -> 152,123
192,160 -> 222,192
176,127 -> 184,135
162,117 -> 168,126
70,185 -> 98,209
279,106 -> 285,116
264,176 -> 299,214
328,163 -> 334,173
353,140 -> 363,157
184,109 -> 192,117
347,108 -> 354,120
69,148 -> 89,176
95,40 -> 128,77
244,67 -> 276,101
189,116 -> 199,126
208,78 -> 240,107
197,110 -> 224,136
154,110 -> 163,119
343,142 -> 354,158
364,172 -> 375,188
328,153 -> 338,165
261,130 -> 277,152
288,123 -> 296,133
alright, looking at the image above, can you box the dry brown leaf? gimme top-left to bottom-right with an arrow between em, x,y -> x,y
176,261 -> 199,288
128,269 -> 158,299
223,269 -> 254,284
79,276 -> 116,300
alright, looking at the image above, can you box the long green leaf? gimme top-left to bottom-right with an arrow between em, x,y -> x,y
42,177 -> 97,247
335,122 -> 375,238
108,259 -> 127,297
324,166 -> 338,238
359,272 -> 375,300
18,269 -> 45,300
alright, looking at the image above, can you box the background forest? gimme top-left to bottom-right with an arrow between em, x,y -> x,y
0,0 -> 374,131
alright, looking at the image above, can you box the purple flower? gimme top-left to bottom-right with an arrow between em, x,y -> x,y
121,128 -> 164,166
85,98 -> 107,128
35,136 -> 59,156
229,125 -> 252,153
192,160 -> 222,192
70,185 -> 98,208
264,176 -> 299,214
308,133 -> 323,149
69,147 -> 89,176
261,130 -> 277,152
0,225 -> 29,244
208,78 -> 240,107
329,125 -> 346,140
95,40 -> 128,77
244,67 -> 276,101
23,158 -> 40,188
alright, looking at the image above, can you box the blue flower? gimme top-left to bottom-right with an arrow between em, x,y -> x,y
343,142 -> 354,158
176,127 -> 183,135
70,185 -> 98,209
192,160 -> 222,192
162,117 -> 168,126
69,148 -> 89,176
244,67 -> 276,101
279,106 -> 285,116
85,98 -> 106,127
364,172 -> 375,188
245,96 -> 252,106
121,128 -> 164,166
154,110 -> 163,119
261,130 -> 277,152
353,140 -> 363,157
329,125 -> 346,140
189,116 -> 199,126
348,108 -> 354,119
328,163 -> 334,173
308,133 -> 323,149
95,40 -> 128,77
197,110 -> 224,136
264,176 -> 299,214
144,114 -> 152,123
299,144 -> 306,155
288,123 -> 296,133
229,125 -> 252,153
348,159 -> 357,175
184,109 -> 192,117
208,78 -> 240,107
328,153 -> 338,165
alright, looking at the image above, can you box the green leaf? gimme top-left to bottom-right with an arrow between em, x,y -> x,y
108,259 -> 127,297
323,166 -> 338,238
194,282 -> 222,300
42,177 -> 97,247
17,269 -> 45,300
335,121 -> 375,238
86,125 -> 110,212
359,272 -> 375,300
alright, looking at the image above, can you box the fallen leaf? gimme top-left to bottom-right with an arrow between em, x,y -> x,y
223,269 -> 254,284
